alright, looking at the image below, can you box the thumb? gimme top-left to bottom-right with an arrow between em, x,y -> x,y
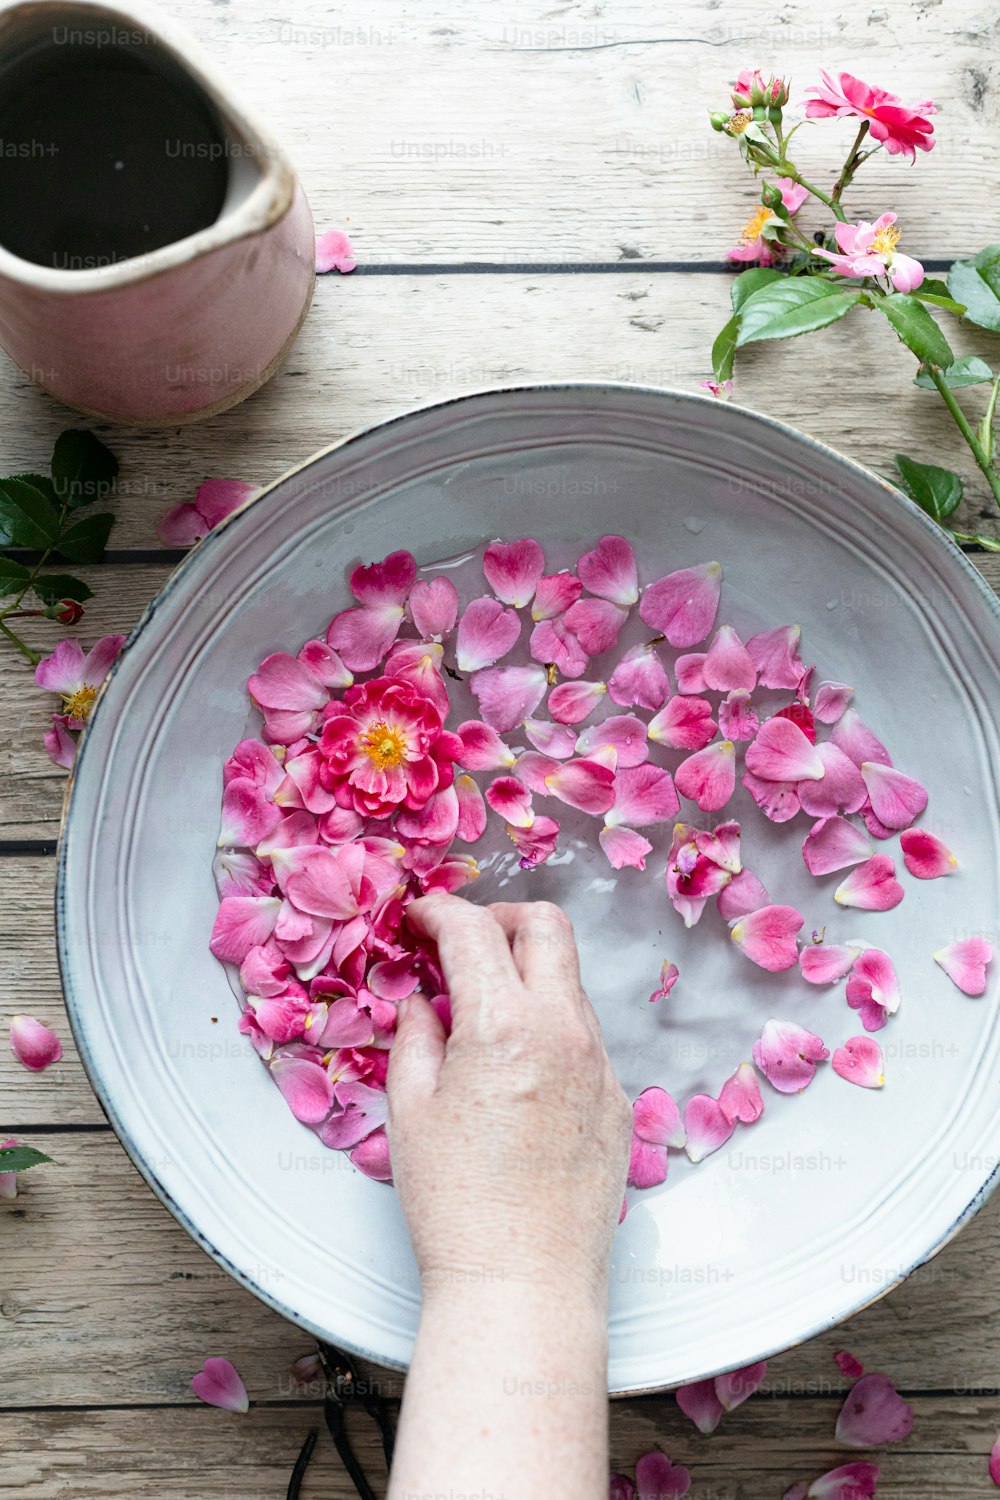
387,994 -> 447,1121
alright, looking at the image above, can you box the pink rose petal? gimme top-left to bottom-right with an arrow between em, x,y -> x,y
675,1378 -> 724,1434
634,1450 -> 692,1500
456,596 -> 522,672
786,1463 -> 880,1500
315,229 -> 356,273
600,825 -> 654,870
348,550 -> 416,608
718,1062 -> 764,1124
802,816 -> 873,876
799,942 -> 862,985
747,624 -> 805,690
835,1352 -> 865,1380
408,576 -> 459,640
860,762 -> 928,832
350,1126 -> 393,1182
834,856 -> 904,911
675,740 -> 736,811
648,960 -> 680,1004
832,709 -> 892,768
485,775 -> 535,828
563,596 -> 628,655
514,750 -> 560,796
191,1356 -> 250,1413
640,562 -> 724,647
608,643 -> 671,711
606,763 -> 679,826
270,1054 -> 335,1124
674,653 -> 708,693
454,774 -> 487,841
933,937 -> 994,997
544,755 -> 617,815
577,534 -> 639,607
326,603 -> 404,673
684,1093 -> 736,1162
470,665 -> 547,732
847,948 -> 900,1031
577,715 -> 649,768
752,1018 -> 830,1093
900,828 -> 957,879
814,680 -> 855,724
703,625 -> 757,693
832,1036 -> 885,1089
716,1360 -> 768,1412
730,905 -> 804,971
483,537 -> 545,607
990,1435 -> 1000,1487
718,688 -> 759,741
210,896 -> 281,963
529,615 -> 589,678
532,572 -> 583,620
694,818 -> 741,873
647,695 -> 717,751
610,1475 -> 635,1500
798,743 -> 867,818
717,867 -> 769,921
522,717 -> 577,758
746,716 -> 824,782
835,1372 -> 913,1447
455,719 -> 516,771
742,769 -> 801,823
9,1015 -> 63,1071
634,1085 -> 686,1147
547,679 -> 607,725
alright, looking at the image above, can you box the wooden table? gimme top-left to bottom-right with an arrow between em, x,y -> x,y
3,1 -> 999,1494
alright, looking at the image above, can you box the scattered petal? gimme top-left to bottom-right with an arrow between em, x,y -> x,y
634,1450 -> 692,1500
813,680 -> 855,724
742,769 -> 801,823
684,1093 -> 736,1162
847,948 -> 901,1031
860,763 -> 928,831
835,1372 -> 913,1447
703,625 -> 756,693
640,562 -> 724,647
577,715 -> 649,768
548,679 -> 607,725
532,572 -> 583,620
469,665 -> 547,732
717,868 -> 769,921
523,717 -> 578,758
455,719 -> 516,771
577,534 -> 639,606
674,653 -> 708,693
835,1352 -> 865,1380
933,937 -> 994,997
745,716 -> 824,782
647,695 -> 717,751
798,743 -> 867,818
716,1360 -> 768,1412
752,1018 -> 830,1093
746,624 -> 804,690
675,1379 -> 724,1435
191,1357 -> 250,1413
483,537 -> 545,607
563,596 -> 628,655
408,577 -> 459,640
606,763 -> 679,826
900,828 -> 957,880
730,905 -> 804,971
608,643 -> 671,711
802,815 -> 873,877
456,596 -> 522,672
544,755 -> 617,815
799,942 -> 862,985
832,1036 -> 885,1089
315,229 -> 356,273
600,825 -> 654,870
530,615 -> 589,678
648,960 -> 680,1004
834,856 -> 904,911
718,688 -> 759,741
675,740 -> 736,812
9,1015 -> 62,1071
832,709 -> 892,769
718,1062 -> 764,1124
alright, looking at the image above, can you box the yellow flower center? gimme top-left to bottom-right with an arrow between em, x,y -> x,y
62,684 -> 98,722
727,109 -> 753,136
741,205 -> 775,243
870,223 -> 901,258
359,718 -> 406,770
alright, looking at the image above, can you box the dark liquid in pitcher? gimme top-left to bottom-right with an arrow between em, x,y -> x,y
0,34 -> 230,268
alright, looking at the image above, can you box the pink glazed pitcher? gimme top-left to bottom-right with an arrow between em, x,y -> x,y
0,0 -> 315,424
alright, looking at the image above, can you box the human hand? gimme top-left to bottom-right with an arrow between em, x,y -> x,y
387,893 -> 632,1304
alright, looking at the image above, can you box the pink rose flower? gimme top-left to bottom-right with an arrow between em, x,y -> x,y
804,70 -> 936,161
728,179 -> 809,265
813,212 -> 924,291
318,676 -> 463,818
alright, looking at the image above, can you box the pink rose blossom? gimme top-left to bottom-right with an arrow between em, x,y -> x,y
804,70 -> 936,161
814,212 -> 924,292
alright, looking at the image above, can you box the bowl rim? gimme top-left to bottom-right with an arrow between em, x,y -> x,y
56,380 -> 1000,1391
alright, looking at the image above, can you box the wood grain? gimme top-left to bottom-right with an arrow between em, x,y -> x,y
0,272 -> 998,552
1,1397 -> 998,1499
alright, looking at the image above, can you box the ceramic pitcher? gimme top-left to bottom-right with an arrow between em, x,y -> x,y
0,0 -> 315,425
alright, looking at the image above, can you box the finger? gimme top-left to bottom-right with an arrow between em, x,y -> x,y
405,894 -> 524,1029
387,994 -> 446,1121
486,900 -> 583,999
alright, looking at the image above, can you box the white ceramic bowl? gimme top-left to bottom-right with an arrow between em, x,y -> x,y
58,385 -> 1000,1392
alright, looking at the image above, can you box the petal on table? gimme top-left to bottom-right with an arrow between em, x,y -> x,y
730,905 -> 804,971
717,1062 -> 764,1124
9,1015 -> 63,1072
647,694 -> 717,751
703,625 -> 757,693
634,1449 -> 692,1500
798,942 -> 862,985
832,1036 -> 885,1088
834,1373 -> 914,1447
860,762 -> 928,831
899,828 -> 957,879
933,937 -> 994,996
715,1360 -> 768,1412
191,1357 -> 250,1413
834,855 -> 904,911
745,716 -> 824,782
675,741 -> 736,811
675,1378 -> 724,1434
683,1093 -> 736,1162
802,815 -> 873,876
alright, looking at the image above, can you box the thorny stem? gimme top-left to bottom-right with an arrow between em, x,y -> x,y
831,121 -> 870,203
926,365 -> 1000,509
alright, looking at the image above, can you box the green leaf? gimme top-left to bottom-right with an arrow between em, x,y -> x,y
909,279 -> 967,317
31,573 -> 94,606
948,246 -> 1000,331
56,511 -> 114,564
914,355 -> 995,390
50,429 -> 119,510
0,555 -> 30,597
876,294 -> 954,369
736,280 -> 862,346
730,267 -> 783,314
0,1145 -> 55,1172
0,475 -> 62,549
894,453 -> 964,522
712,315 -> 739,383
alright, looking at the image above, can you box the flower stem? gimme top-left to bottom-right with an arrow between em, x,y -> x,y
749,137 -> 847,221
831,122 -> 870,204
927,366 -> 1000,509
0,618 -> 40,666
